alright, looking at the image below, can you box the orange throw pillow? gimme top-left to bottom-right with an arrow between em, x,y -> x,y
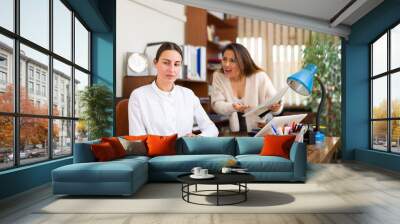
124,135 -> 148,142
101,137 -> 126,158
91,142 -> 117,161
146,134 -> 177,157
260,135 -> 296,159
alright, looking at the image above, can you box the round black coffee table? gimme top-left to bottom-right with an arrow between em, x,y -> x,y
177,173 -> 255,206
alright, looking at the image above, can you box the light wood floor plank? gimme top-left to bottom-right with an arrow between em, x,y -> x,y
1,162 -> 400,224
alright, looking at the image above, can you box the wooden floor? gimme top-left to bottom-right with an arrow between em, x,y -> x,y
1,162 -> 400,224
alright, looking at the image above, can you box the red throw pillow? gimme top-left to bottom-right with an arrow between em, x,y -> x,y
260,135 -> 296,159
146,134 -> 177,157
91,142 -> 118,161
124,135 -> 148,142
101,137 -> 126,158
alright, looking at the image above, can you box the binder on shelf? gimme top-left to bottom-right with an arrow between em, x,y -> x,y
182,45 -> 206,81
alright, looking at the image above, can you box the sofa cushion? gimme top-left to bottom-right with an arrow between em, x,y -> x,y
52,160 -> 146,183
260,135 -> 296,159
235,137 -> 263,155
101,137 -> 127,158
178,137 -> 236,155
124,135 -> 148,142
91,142 -> 118,162
236,155 -> 293,172
148,154 -> 235,172
74,140 -> 100,163
147,134 -> 177,157
118,137 -> 147,156
115,155 -> 150,164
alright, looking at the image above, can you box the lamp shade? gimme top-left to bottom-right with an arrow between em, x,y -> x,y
286,64 -> 318,96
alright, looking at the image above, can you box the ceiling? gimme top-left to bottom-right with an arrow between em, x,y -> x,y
167,0 -> 384,38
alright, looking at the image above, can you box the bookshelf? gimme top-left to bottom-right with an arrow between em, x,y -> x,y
185,6 -> 238,84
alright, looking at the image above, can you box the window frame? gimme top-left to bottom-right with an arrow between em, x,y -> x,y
0,0 -> 92,171
370,21 -> 400,154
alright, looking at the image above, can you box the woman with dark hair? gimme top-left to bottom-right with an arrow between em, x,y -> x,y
211,43 -> 282,134
128,42 -> 218,137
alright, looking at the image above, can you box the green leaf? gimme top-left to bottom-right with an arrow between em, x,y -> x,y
302,35 -> 341,137
79,84 -> 113,140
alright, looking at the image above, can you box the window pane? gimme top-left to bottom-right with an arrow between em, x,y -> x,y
391,24 -> 400,70
391,72 -> 400,118
0,116 -> 13,170
372,33 -> 387,76
20,117 -> 49,165
53,119 -> 72,158
0,34 -> 14,112
74,69 -> 89,118
53,0 -> 72,60
20,44 -> 49,115
75,120 -> 88,143
372,121 -> 388,151
391,120 -> 400,153
53,59 -> 72,117
75,18 -> 89,70
20,0 -> 49,49
372,77 -> 387,119
0,0 -> 14,31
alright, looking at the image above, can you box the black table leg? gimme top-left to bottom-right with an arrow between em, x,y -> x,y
245,183 -> 247,201
217,184 -> 219,206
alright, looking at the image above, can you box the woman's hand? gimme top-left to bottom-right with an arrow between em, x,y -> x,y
232,103 -> 250,113
268,102 -> 281,113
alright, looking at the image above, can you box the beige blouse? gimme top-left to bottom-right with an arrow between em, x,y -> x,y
211,71 -> 283,132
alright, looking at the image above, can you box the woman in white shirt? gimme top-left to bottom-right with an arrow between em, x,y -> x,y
211,43 -> 283,133
128,42 -> 219,137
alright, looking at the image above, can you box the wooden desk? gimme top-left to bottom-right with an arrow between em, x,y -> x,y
307,137 -> 340,163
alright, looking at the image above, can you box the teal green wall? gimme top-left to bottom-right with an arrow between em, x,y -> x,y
0,0 -> 116,200
0,158 -> 72,199
343,0 -> 400,171
92,32 -> 115,135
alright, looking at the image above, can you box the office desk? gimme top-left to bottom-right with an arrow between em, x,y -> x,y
307,137 -> 340,163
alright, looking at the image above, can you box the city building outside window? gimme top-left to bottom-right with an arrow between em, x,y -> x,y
0,71 -> 6,85
28,67 -> 34,80
0,0 -> 91,170
28,81 -> 34,94
0,54 -> 7,87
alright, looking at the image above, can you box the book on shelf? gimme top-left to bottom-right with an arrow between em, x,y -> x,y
182,45 -> 206,81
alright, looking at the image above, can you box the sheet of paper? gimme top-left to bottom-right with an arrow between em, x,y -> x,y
254,113 -> 308,137
243,85 -> 289,117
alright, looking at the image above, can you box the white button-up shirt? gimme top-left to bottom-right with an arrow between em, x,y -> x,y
128,81 -> 219,137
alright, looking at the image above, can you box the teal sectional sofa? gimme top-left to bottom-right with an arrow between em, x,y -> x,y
52,137 -> 307,196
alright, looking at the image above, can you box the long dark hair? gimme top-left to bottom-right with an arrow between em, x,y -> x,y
221,43 -> 262,77
154,42 -> 183,62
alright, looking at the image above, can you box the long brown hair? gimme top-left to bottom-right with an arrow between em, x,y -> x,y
221,43 -> 262,77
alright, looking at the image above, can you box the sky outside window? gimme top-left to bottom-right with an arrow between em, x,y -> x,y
372,34 -> 387,76
75,18 -> 89,70
53,0 -> 72,60
391,24 -> 400,70
14,0 -> 89,71
0,0 -> 14,31
20,0 -> 49,49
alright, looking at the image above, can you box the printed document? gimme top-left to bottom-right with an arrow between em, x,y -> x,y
243,85 -> 289,117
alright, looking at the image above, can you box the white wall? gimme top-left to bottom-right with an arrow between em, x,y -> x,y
116,0 -> 186,97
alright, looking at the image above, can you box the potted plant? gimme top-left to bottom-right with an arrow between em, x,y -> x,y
79,84 -> 113,140
302,34 -> 341,137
